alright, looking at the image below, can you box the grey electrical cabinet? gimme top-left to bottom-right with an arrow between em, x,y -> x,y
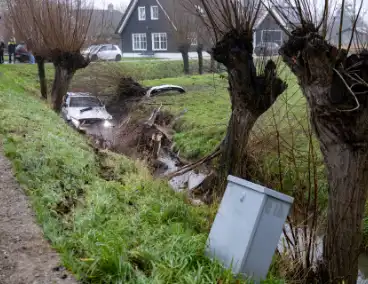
205,175 -> 294,281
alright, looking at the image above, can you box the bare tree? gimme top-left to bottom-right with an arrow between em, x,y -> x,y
5,1 -> 49,99
268,0 -> 368,282
7,0 -> 95,111
85,4 -> 120,47
180,0 -> 287,193
116,2 -> 127,13
165,0 -> 203,74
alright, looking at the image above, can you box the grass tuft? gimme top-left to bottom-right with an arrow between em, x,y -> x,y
0,63 -> 285,283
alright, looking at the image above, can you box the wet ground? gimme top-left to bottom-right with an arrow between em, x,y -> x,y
280,224 -> 368,283
72,116 -> 368,283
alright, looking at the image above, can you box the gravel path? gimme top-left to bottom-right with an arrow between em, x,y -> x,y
0,149 -> 78,284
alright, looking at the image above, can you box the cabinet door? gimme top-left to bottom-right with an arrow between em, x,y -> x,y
206,181 -> 265,274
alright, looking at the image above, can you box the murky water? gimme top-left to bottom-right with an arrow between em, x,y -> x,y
280,224 -> 368,283
157,153 -> 207,192
91,125 -> 368,282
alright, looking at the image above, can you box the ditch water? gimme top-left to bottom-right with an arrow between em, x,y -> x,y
89,124 -> 368,283
157,152 -> 368,283
281,224 -> 368,283
157,152 -> 207,192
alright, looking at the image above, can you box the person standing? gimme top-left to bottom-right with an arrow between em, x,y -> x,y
0,41 -> 5,64
8,38 -> 16,64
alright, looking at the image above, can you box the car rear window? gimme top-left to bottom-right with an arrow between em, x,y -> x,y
69,97 -> 102,107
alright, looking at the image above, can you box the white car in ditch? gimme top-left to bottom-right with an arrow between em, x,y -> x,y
145,85 -> 185,97
61,92 -> 114,132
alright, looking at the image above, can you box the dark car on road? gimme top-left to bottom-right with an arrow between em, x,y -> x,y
254,42 -> 280,56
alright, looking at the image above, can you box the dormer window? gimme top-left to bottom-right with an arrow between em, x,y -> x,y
138,6 -> 146,21
151,6 -> 159,20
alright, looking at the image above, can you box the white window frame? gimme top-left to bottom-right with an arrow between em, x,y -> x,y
261,30 -> 282,44
151,6 -> 159,20
138,6 -> 146,21
132,33 -> 147,51
152,33 -> 168,51
189,32 -> 198,46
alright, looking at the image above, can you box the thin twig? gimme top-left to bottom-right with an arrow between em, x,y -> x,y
333,68 -> 361,112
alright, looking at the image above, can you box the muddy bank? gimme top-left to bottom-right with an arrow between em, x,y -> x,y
82,90 -> 211,201
280,224 -> 368,283
110,105 -> 210,194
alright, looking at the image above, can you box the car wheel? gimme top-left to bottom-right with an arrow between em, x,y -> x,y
91,54 -> 98,62
66,119 -> 74,128
115,54 -> 122,62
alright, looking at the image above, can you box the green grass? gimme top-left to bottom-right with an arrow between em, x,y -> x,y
120,57 -> 160,61
142,73 -> 306,160
143,74 -> 230,159
74,60 -> 213,82
142,72 -> 329,209
0,64 -> 286,283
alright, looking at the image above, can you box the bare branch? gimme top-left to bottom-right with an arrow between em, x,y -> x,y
346,0 -> 364,54
333,68 -> 361,112
338,0 -> 346,50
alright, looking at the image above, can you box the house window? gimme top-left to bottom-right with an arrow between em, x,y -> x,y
261,30 -> 282,45
188,32 -> 198,46
152,33 -> 167,51
138,6 -> 146,21
151,6 -> 159,20
132,33 -> 147,51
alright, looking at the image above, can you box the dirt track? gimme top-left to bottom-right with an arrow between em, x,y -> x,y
0,149 -> 77,284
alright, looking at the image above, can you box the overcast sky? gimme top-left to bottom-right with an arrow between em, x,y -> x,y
95,0 -> 130,10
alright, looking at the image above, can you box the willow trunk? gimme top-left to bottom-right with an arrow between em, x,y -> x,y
197,48 -> 203,75
305,86 -> 368,284
217,71 -> 258,188
181,51 -> 190,75
36,57 -> 47,99
51,65 -> 74,112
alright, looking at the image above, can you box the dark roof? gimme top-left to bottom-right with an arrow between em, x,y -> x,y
115,0 -> 137,34
254,4 -> 301,29
86,8 -> 123,36
115,0 -> 176,34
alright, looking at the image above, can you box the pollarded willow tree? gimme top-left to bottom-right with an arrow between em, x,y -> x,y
164,0 -> 206,74
5,2 -> 49,99
269,0 -> 368,282
7,0 -> 95,111
181,0 -> 287,191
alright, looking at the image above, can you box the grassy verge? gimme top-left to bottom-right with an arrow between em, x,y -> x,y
0,65 -> 285,282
